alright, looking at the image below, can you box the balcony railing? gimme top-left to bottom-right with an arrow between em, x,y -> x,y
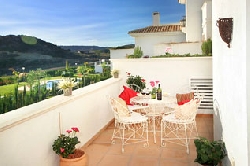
0,78 -> 121,166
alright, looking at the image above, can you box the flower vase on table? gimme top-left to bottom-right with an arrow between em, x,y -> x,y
149,81 -> 160,99
151,92 -> 156,99
151,87 -> 157,99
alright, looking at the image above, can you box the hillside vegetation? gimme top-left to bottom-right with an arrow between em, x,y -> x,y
0,35 -> 110,76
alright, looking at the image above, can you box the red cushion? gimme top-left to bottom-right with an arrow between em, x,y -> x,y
177,99 -> 190,105
176,92 -> 194,105
119,86 -> 138,105
123,86 -> 137,97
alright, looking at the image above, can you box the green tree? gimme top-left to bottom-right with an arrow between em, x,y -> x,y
26,69 -> 46,94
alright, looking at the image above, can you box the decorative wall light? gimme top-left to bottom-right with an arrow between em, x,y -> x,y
216,18 -> 233,48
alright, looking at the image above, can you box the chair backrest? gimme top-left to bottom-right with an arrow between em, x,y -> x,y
176,92 -> 194,104
174,99 -> 199,121
108,97 -> 131,120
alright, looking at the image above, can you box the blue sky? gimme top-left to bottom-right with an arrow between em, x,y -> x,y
0,0 -> 185,47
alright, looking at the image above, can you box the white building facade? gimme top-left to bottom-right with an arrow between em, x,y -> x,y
213,0 -> 250,165
110,1 -> 212,59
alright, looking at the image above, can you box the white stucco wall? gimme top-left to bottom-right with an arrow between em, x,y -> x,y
170,42 -> 202,55
154,42 -> 202,55
201,1 -> 212,40
185,0 -> 206,42
213,0 -> 249,165
133,32 -> 186,56
110,48 -> 134,59
110,57 -> 212,114
0,78 -> 121,166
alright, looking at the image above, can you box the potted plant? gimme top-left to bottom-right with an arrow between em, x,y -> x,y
149,81 -> 160,99
52,127 -> 86,166
111,69 -> 119,78
194,137 -> 227,166
58,78 -> 77,96
126,72 -> 146,92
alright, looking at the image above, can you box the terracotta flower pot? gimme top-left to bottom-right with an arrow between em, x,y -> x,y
113,73 -> 119,78
59,149 -> 86,166
63,88 -> 72,96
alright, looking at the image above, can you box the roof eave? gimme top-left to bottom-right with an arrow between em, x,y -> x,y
178,0 -> 186,4
129,31 -> 184,37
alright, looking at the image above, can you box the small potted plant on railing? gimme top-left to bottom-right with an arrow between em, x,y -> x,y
194,137 -> 227,166
58,78 -> 77,96
111,69 -> 119,78
52,127 -> 86,166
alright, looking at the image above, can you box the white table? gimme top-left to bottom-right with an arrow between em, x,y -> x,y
131,95 -> 177,110
130,95 -> 177,143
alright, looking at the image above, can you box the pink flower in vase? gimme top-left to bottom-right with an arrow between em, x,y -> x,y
150,81 -> 160,88
150,81 -> 155,87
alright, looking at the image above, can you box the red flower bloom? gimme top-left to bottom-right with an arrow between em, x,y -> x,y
141,79 -> 145,82
66,130 -> 72,133
71,127 -> 79,132
60,148 -> 65,153
127,72 -> 131,76
156,81 -> 160,84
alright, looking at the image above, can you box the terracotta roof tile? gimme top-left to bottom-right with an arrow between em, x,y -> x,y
128,25 -> 182,34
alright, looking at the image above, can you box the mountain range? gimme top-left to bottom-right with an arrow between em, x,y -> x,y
0,35 -> 111,76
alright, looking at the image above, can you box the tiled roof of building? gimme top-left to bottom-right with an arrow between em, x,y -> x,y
128,25 -> 182,34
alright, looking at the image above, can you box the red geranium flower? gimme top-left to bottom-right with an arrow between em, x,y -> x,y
66,130 -> 72,133
52,127 -> 81,158
71,127 -> 79,132
60,148 -> 65,153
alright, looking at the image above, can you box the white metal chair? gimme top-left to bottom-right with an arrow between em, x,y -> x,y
108,96 -> 149,152
145,101 -> 165,143
160,99 -> 200,154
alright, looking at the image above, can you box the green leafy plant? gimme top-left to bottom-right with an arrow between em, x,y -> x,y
194,137 -> 227,166
126,72 -> 146,92
133,46 -> 143,58
52,127 -> 80,158
127,46 -> 143,58
201,38 -> 212,56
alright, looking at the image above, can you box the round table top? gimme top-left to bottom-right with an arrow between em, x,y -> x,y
131,95 -> 177,108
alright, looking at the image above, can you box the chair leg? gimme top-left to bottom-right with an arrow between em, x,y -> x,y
184,124 -> 189,154
144,121 -> 149,147
160,120 -> 163,145
122,124 -> 125,153
153,117 -> 156,143
160,120 -> 166,147
194,121 -> 198,137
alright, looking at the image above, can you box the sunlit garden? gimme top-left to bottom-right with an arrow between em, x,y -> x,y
0,61 -> 111,114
